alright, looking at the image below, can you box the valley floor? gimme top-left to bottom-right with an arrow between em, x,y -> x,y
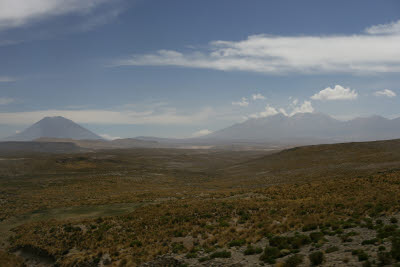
1,140 -> 400,266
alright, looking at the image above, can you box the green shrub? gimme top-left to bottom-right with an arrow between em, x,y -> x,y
243,245 -> 263,255
391,217 -> 398,224
391,236 -> 400,261
325,246 -> 339,253
260,246 -> 281,264
290,234 -> 311,248
309,251 -> 324,266
309,232 -> 324,243
268,234 -> 310,250
361,238 -> 379,245
129,240 -> 142,247
378,251 -> 392,265
283,254 -> 304,267
210,251 -> 231,259
228,239 -> 245,247
351,249 -> 369,261
198,256 -> 209,262
269,236 -> 290,249
302,224 -> 318,232
186,252 -> 197,259
172,242 -> 185,253
219,220 -> 230,227
377,224 -> 398,239
357,251 -> 369,261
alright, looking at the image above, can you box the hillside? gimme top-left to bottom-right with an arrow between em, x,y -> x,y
2,139 -> 400,266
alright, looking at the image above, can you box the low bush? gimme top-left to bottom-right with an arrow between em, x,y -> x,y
378,251 -> 392,265
302,224 -> 318,232
243,245 -> 263,255
391,236 -> 400,261
309,251 -> 324,265
361,238 -> 379,245
325,246 -> 339,253
228,239 -> 245,247
259,246 -> 281,264
283,254 -> 304,267
210,251 -> 231,259
309,232 -> 324,243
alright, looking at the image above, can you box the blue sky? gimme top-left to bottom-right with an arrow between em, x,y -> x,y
0,0 -> 400,139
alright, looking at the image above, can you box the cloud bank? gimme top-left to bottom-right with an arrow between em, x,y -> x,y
0,0 -> 112,31
114,20 -> 400,75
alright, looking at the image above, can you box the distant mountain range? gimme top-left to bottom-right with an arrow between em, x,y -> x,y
202,113 -> 400,144
3,113 -> 400,149
3,116 -> 102,141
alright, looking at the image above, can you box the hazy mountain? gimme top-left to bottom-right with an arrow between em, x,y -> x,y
203,113 -> 400,144
3,116 -> 102,141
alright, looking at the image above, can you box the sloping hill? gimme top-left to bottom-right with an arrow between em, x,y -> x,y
221,139 -> 400,185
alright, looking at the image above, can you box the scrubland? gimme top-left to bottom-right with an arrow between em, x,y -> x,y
2,140 -> 400,266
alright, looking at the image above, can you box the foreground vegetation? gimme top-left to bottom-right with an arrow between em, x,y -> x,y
2,139 -> 400,266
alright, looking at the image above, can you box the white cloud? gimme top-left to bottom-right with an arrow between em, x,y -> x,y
191,129 -> 212,137
248,99 -> 314,119
279,108 -> 288,116
252,93 -> 266,100
0,0 -> 109,31
0,107 -> 214,125
99,133 -> 121,140
365,20 -> 400,35
232,97 -> 249,107
311,85 -> 358,101
249,105 -> 279,119
114,20 -> 400,74
0,97 -> 15,105
0,76 -> 16,82
374,89 -> 396,98
290,101 -> 314,116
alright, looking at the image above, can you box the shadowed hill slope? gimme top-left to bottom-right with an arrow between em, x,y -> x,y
222,139 -> 400,185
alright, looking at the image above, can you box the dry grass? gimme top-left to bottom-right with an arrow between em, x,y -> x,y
2,140 -> 400,265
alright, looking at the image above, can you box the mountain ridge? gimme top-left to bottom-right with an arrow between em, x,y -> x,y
201,112 -> 400,144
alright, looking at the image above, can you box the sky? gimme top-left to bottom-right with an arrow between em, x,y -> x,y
0,0 -> 400,139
